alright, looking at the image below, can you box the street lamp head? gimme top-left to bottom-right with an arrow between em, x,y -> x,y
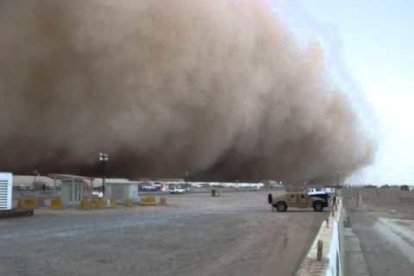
99,152 -> 109,161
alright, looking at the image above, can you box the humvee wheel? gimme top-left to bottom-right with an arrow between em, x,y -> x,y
275,201 -> 287,212
313,201 -> 324,212
267,193 -> 273,204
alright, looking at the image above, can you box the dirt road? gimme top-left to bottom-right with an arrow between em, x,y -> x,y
0,191 -> 326,276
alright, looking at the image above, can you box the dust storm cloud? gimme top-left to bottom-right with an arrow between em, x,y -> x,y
0,0 -> 375,181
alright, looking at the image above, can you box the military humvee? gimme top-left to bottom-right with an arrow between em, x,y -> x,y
267,192 -> 328,212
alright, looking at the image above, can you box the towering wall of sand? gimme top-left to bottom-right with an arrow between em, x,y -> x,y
0,0 -> 375,181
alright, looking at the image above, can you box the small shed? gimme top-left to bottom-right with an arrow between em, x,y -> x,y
93,178 -> 140,203
49,174 -> 93,205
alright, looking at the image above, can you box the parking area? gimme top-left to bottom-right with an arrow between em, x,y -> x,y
0,191 -> 327,276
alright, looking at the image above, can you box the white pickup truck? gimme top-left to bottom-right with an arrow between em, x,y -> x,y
169,186 -> 186,194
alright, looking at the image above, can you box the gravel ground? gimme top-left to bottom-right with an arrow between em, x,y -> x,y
344,188 -> 414,276
0,191 -> 326,276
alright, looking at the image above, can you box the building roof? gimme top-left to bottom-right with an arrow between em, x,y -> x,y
92,178 -> 141,188
49,174 -> 94,181
13,175 -> 55,186
155,178 -> 185,183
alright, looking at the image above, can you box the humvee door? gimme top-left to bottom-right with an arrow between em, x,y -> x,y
287,193 -> 298,205
298,194 -> 310,208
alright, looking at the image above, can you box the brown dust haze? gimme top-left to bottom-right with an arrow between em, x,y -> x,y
0,0 -> 375,182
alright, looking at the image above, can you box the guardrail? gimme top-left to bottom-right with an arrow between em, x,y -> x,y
297,197 -> 344,276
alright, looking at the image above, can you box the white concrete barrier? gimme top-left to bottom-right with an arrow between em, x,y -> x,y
297,198 -> 344,276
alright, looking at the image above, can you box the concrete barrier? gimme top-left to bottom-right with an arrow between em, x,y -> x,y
107,199 -> 116,208
94,199 -> 104,209
159,197 -> 167,206
51,198 -> 63,210
297,198 -> 344,276
80,199 -> 91,210
20,197 -> 37,209
140,196 -> 157,206
16,199 -> 24,209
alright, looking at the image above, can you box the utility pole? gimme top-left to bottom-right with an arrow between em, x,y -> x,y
99,152 -> 109,197
336,171 -> 342,187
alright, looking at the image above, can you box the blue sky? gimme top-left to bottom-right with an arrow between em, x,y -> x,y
275,0 -> 414,184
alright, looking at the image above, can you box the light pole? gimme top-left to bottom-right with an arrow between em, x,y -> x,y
99,152 -> 109,197
336,171 -> 342,188
336,173 -> 339,187
32,169 -> 39,188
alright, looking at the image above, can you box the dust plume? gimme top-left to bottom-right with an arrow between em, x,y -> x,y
0,0 -> 375,182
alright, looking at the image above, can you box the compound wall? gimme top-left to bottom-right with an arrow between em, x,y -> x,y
297,198 -> 345,276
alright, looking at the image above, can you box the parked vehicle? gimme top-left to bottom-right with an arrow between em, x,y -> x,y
307,188 -> 332,201
169,186 -> 186,194
267,192 -> 328,212
140,185 -> 160,192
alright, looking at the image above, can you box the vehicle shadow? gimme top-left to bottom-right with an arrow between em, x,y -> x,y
271,208 -> 331,213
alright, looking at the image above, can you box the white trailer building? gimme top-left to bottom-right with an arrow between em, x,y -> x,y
0,172 -> 13,210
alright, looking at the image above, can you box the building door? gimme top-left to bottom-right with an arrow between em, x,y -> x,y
61,184 -> 70,204
112,185 -> 125,200
72,183 -> 83,202
68,182 -> 83,203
